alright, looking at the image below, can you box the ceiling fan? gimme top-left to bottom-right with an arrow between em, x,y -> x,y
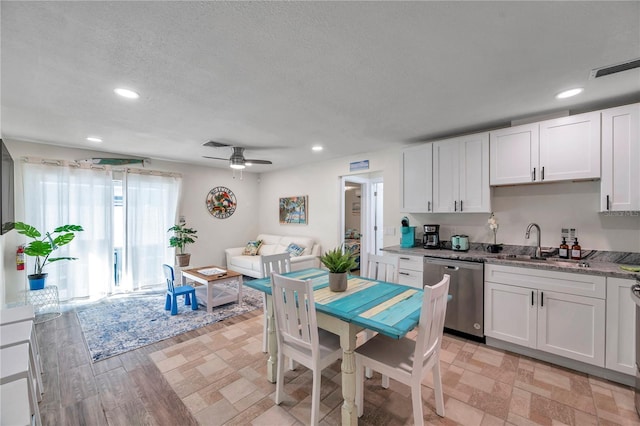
202,141 -> 273,169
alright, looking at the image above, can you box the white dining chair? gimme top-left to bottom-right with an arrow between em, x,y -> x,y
361,253 -> 400,378
355,274 -> 451,425
271,272 -> 342,426
260,252 -> 292,353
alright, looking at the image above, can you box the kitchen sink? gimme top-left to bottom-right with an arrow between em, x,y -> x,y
496,254 -> 590,268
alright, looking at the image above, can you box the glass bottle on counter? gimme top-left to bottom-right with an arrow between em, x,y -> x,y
559,237 -> 569,259
570,238 -> 582,260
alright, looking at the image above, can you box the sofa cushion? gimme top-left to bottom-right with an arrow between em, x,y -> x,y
285,243 -> 305,257
277,236 -> 315,255
256,234 -> 282,246
231,255 -> 262,272
259,244 -> 278,256
242,240 -> 263,256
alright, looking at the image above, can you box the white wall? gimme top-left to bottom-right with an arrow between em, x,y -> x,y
1,139 -> 261,303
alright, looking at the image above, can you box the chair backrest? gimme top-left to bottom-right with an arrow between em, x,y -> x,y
363,254 -> 400,283
261,252 -> 292,277
413,274 -> 450,374
271,272 -> 319,361
162,264 -> 176,293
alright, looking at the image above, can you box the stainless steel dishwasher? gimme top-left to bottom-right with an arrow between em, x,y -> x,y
424,257 -> 484,340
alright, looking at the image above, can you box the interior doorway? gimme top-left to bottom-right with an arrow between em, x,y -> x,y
340,174 -> 383,274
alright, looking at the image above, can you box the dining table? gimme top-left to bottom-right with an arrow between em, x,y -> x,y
244,268 -> 427,426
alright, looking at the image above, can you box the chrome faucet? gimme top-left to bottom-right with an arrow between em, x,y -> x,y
525,223 -> 542,258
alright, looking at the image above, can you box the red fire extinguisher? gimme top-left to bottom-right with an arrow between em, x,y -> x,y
16,245 -> 25,271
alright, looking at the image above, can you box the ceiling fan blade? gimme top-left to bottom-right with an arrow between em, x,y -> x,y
245,159 -> 272,165
202,140 -> 232,148
202,156 -> 230,161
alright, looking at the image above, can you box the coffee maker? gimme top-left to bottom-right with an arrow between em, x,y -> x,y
423,224 -> 440,249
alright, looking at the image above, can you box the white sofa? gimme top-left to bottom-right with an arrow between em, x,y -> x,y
225,234 -> 321,278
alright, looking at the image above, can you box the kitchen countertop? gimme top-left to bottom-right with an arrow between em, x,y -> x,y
383,244 -> 640,280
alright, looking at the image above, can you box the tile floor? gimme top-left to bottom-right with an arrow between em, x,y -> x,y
151,314 -> 640,426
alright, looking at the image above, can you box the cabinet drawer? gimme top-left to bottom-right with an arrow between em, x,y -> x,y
398,269 -> 423,288
485,264 -> 605,299
398,255 -> 423,272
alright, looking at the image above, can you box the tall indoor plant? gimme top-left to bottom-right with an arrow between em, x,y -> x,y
14,222 -> 84,290
320,245 -> 358,292
168,222 -> 198,267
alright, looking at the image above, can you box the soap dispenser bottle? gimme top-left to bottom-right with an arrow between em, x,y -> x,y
559,237 -> 569,259
570,238 -> 582,260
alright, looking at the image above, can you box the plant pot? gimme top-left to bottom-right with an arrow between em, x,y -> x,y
487,244 -> 503,254
328,272 -> 348,292
28,273 -> 48,290
176,254 -> 191,267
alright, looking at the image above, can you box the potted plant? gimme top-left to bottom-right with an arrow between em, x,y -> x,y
14,222 -> 84,290
320,245 -> 358,292
168,223 -> 198,267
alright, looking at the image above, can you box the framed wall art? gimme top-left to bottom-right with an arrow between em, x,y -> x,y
206,186 -> 237,219
279,195 -> 308,225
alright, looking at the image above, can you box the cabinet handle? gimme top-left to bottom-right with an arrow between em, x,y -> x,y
428,201 -> 431,212
541,166 -> 545,181
606,195 -> 610,211
460,200 -> 463,212
399,271 -> 410,276
531,291 -> 534,306
454,200 -> 457,212
540,291 -> 544,307
399,257 -> 410,260
532,168 -> 536,181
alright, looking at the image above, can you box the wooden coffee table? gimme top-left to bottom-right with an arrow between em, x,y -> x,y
180,266 -> 243,313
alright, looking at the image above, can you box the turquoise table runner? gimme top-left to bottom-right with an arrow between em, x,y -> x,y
244,268 -> 424,339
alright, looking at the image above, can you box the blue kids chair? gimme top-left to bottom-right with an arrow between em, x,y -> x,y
162,264 -> 198,315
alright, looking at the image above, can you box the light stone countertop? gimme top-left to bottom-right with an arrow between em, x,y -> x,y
383,245 -> 640,280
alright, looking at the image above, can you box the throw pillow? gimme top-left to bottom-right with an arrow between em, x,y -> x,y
243,240 -> 263,256
285,243 -> 305,257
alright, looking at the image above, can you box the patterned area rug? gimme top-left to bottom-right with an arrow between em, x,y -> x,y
76,281 -> 262,362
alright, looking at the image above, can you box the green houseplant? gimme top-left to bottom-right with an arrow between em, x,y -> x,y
168,223 -> 198,267
320,245 -> 358,292
14,222 -> 84,290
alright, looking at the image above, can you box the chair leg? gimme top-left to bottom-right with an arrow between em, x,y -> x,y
355,357 -> 364,418
184,292 -> 191,306
191,291 -> 198,310
275,352 -> 285,405
410,377 -> 424,426
262,301 -> 268,353
171,295 -> 178,315
432,362 -> 445,417
165,294 -> 171,311
381,374 -> 389,389
310,368 -> 321,426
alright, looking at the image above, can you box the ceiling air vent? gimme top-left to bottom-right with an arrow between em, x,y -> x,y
590,58 -> 640,79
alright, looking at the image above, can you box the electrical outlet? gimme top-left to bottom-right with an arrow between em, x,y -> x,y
384,226 -> 395,236
179,215 -> 186,224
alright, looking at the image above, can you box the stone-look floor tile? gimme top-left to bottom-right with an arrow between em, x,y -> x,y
573,409 -> 600,425
481,412 -> 506,426
444,397 -> 485,426
550,385 -> 596,415
194,398 -> 239,425
220,377 -> 258,404
459,369 -> 497,393
250,404 -> 298,426
533,367 -> 572,391
529,393 -> 575,425
472,346 -> 505,368
155,353 -> 188,373
509,387 -> 531,418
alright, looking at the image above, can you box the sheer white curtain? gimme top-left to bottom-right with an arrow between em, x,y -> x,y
121,170 -> 180,291
23,162 -> 114,301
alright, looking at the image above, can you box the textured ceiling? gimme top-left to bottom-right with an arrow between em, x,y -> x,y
2,1 -> 639,172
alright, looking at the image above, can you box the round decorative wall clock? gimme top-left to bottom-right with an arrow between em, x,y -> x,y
206,186 -> 237,219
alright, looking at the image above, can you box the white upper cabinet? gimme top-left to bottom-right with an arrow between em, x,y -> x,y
600,103 -> 640,212
433,132 -> 490,213
490,111 -> 601,186
539,111 -> 601,182
490,123 -> 539,185
400,143 -> 433,213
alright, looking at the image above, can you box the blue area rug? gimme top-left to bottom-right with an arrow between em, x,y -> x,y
76,281 -> 262,362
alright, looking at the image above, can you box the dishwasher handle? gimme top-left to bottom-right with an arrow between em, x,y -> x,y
444,265 -> 459,271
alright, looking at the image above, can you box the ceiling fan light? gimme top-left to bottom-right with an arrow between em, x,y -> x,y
230,158 -> 245,169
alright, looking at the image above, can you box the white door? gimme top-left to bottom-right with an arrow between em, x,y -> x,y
432,140 -> 459,213
484,282 -> 536,348
601,103 -> 640,212
539,111 -> 601,182
490,123 -> 539,185
605,278 -> 636,375
400,144 -> 432,213
458,133 -> 490,212
536,290 -> 605,367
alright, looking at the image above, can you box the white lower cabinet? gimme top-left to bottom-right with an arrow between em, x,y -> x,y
605,277 -> 636,375
485,264 -> 606,367
397,255 -> 423,289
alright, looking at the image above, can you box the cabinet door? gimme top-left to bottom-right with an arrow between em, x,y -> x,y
539,112 -> 601,182
400,144 -> 433,213
537,290 -> 605,367
484,282 -> 536,348
490,123 -> 539,185
458,133 -> 491,212
432,140 -> 459,213
605,277 -> 636,375
601,103 -> 640,212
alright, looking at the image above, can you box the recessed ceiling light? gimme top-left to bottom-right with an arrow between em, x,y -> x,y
312,145 -> 323,152
86,137 -> 102,143
555,88 -> 584,99
114,88 -> 140,99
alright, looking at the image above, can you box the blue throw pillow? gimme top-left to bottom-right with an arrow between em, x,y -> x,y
286,243 -> 305,257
